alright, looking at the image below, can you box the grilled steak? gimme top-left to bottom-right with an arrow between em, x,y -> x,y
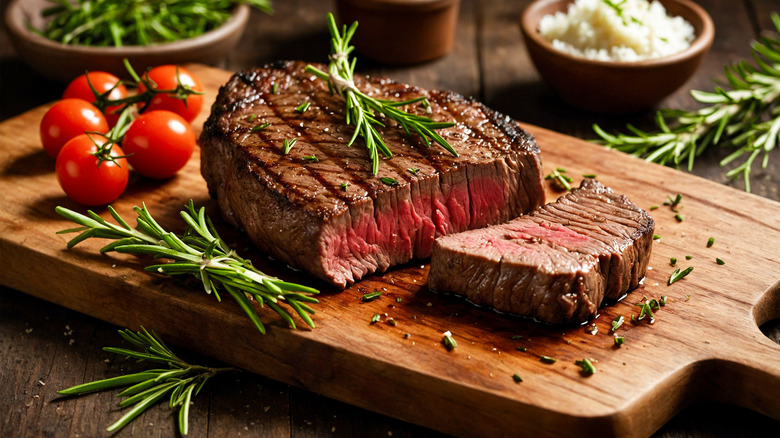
200,61 -> 546,288
428,180 -> 654,324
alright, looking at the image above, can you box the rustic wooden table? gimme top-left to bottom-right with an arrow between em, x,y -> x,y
1,0 -> 778,436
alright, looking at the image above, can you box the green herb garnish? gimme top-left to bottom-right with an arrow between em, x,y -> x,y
340,182 -> 348,191
371,313 -> 381,323
614,336 -> 625,346
362,291 -> 382,302
716,258 -> 726,265
670,257 -> 677,266
610,315 -> 624,332
636,302 -> 655,321
685,255 -> 693,260
544,168 -> 573,191
55,201 -> 318,334
582,173 -> 597,179
407,167 -> 420,174
302,155 -> 319,162
575,358 -> 596,375
540,355 -> 557,364
675,214 -> 684,222
34,0 -> 272,46
296,102 -> 310,113
669,266 -> 694,285
442,331 -> 457,350
305,13 -> 456,175
282,138 -> 297,154
707,237 -> 715,247
251,122 -> 270,133
512,374 -> 523,383
58,327 -> 236,435
653,234 -> 662,240
380,177 -> 399,186
517,346 -> 527,352
660,295 -> 668,306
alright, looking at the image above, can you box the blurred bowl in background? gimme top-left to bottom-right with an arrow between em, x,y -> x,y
335,0 -> 460,65
520,0 -> 714,113
4,0 -> 249,83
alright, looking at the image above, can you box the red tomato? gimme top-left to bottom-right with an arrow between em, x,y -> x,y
122,110 -> 196,179
55,134 -> 129,206
40,99 -> 109,159
62,71 -> 128,127
137,65 -> 203,122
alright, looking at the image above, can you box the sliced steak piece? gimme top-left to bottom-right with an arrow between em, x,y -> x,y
200,61 -> 546,288
428,180 -> 654,324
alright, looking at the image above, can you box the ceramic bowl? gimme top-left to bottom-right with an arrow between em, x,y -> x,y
520,0 -> 714,113
335,0 -> 460,65
4,0 -> 249,83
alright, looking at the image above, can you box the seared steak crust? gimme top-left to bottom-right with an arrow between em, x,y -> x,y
428,180 -> 654,324
200,61 -> 545,288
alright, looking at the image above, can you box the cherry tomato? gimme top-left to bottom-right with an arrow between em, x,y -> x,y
55,134 -> 129,206
137,65 -> 203,122
40,98 -> 109,159
122,110 -> 196,179
63,71 -> 128,127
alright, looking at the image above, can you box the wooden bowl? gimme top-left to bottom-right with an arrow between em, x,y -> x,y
520,0 -> 714,113
4,0 -> 250,83
335,0 -> 460,65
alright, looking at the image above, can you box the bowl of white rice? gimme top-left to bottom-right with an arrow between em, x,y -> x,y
520,0 -> 714,113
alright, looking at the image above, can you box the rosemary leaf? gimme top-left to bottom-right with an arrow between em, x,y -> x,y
668,266 -> 694,285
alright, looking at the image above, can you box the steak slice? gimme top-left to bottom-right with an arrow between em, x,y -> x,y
200,61 -> 546,288
428,180 -> 654,324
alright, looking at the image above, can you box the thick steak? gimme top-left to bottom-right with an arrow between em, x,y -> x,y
428,180 -> 654,324
200,61 -> 545,288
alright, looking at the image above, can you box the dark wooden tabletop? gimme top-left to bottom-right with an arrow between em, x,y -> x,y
2,0 -> 779,436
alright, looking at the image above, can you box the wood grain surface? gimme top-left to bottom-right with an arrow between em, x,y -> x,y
1,63 -> 779,438
2,1 -> 780,437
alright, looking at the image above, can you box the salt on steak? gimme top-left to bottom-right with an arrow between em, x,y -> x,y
428,180 -> 654,325
200,61 -> 546,288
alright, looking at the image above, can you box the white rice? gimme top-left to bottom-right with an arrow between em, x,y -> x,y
538,0 -> 695,62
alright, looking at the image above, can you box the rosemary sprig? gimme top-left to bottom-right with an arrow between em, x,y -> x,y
59,327 -> 236,435
593,12 -> 780,192
305,13 -> 457,175
35,0 -> 272,46
55,200 -> 319,334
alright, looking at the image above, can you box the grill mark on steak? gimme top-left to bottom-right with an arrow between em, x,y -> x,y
200,61 -> 545,288
428,180 -> 653,325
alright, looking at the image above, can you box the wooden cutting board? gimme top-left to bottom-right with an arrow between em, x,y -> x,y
1,64 -> 778,438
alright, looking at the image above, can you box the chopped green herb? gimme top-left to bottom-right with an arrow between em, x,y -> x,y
282,138 -> 297,154
407,167 -> 420,174
301,155 -> 319,162
340,182 -> 348,191
685,255 -> 693,260
649,299 -> 660,311
380,177 -> 399,186
669,193 -> 682,208
630,314 -> 637,324
395,297 -> 402,303
512,374 -> 523,383
362,291 -> 382,302
442,331 -> 457,350
668,266 -> 694,285
370,313 -> 381,323
610,315 -> 624,332
248,114 -> 257,122
516,346 -> 527,352
670,257 -> 677,266
653,234 -> 662,240
575,358 -> 596,375
540,355 -> 557,364
511,335 -> 523,340
707,237 -> 715,247
649,205 -> 659,210
582,173 -> 597,179
614,336 -> 625,346
675,214 -> 684,222
636,302 -> 654,321
251,122 -> 270,133
272,83 -> 278,94
716,258 -> 725,265
545,168 -> 573,191
295,102 -> 310,113
388,318 -> 398,327
685,294 -> 691,301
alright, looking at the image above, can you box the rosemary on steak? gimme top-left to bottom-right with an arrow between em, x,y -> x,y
593,12 -> 780,192
305,13 -> 457,175
55,200 -> 319,334
58,327 -> 236,435
35,0 -> 273,46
